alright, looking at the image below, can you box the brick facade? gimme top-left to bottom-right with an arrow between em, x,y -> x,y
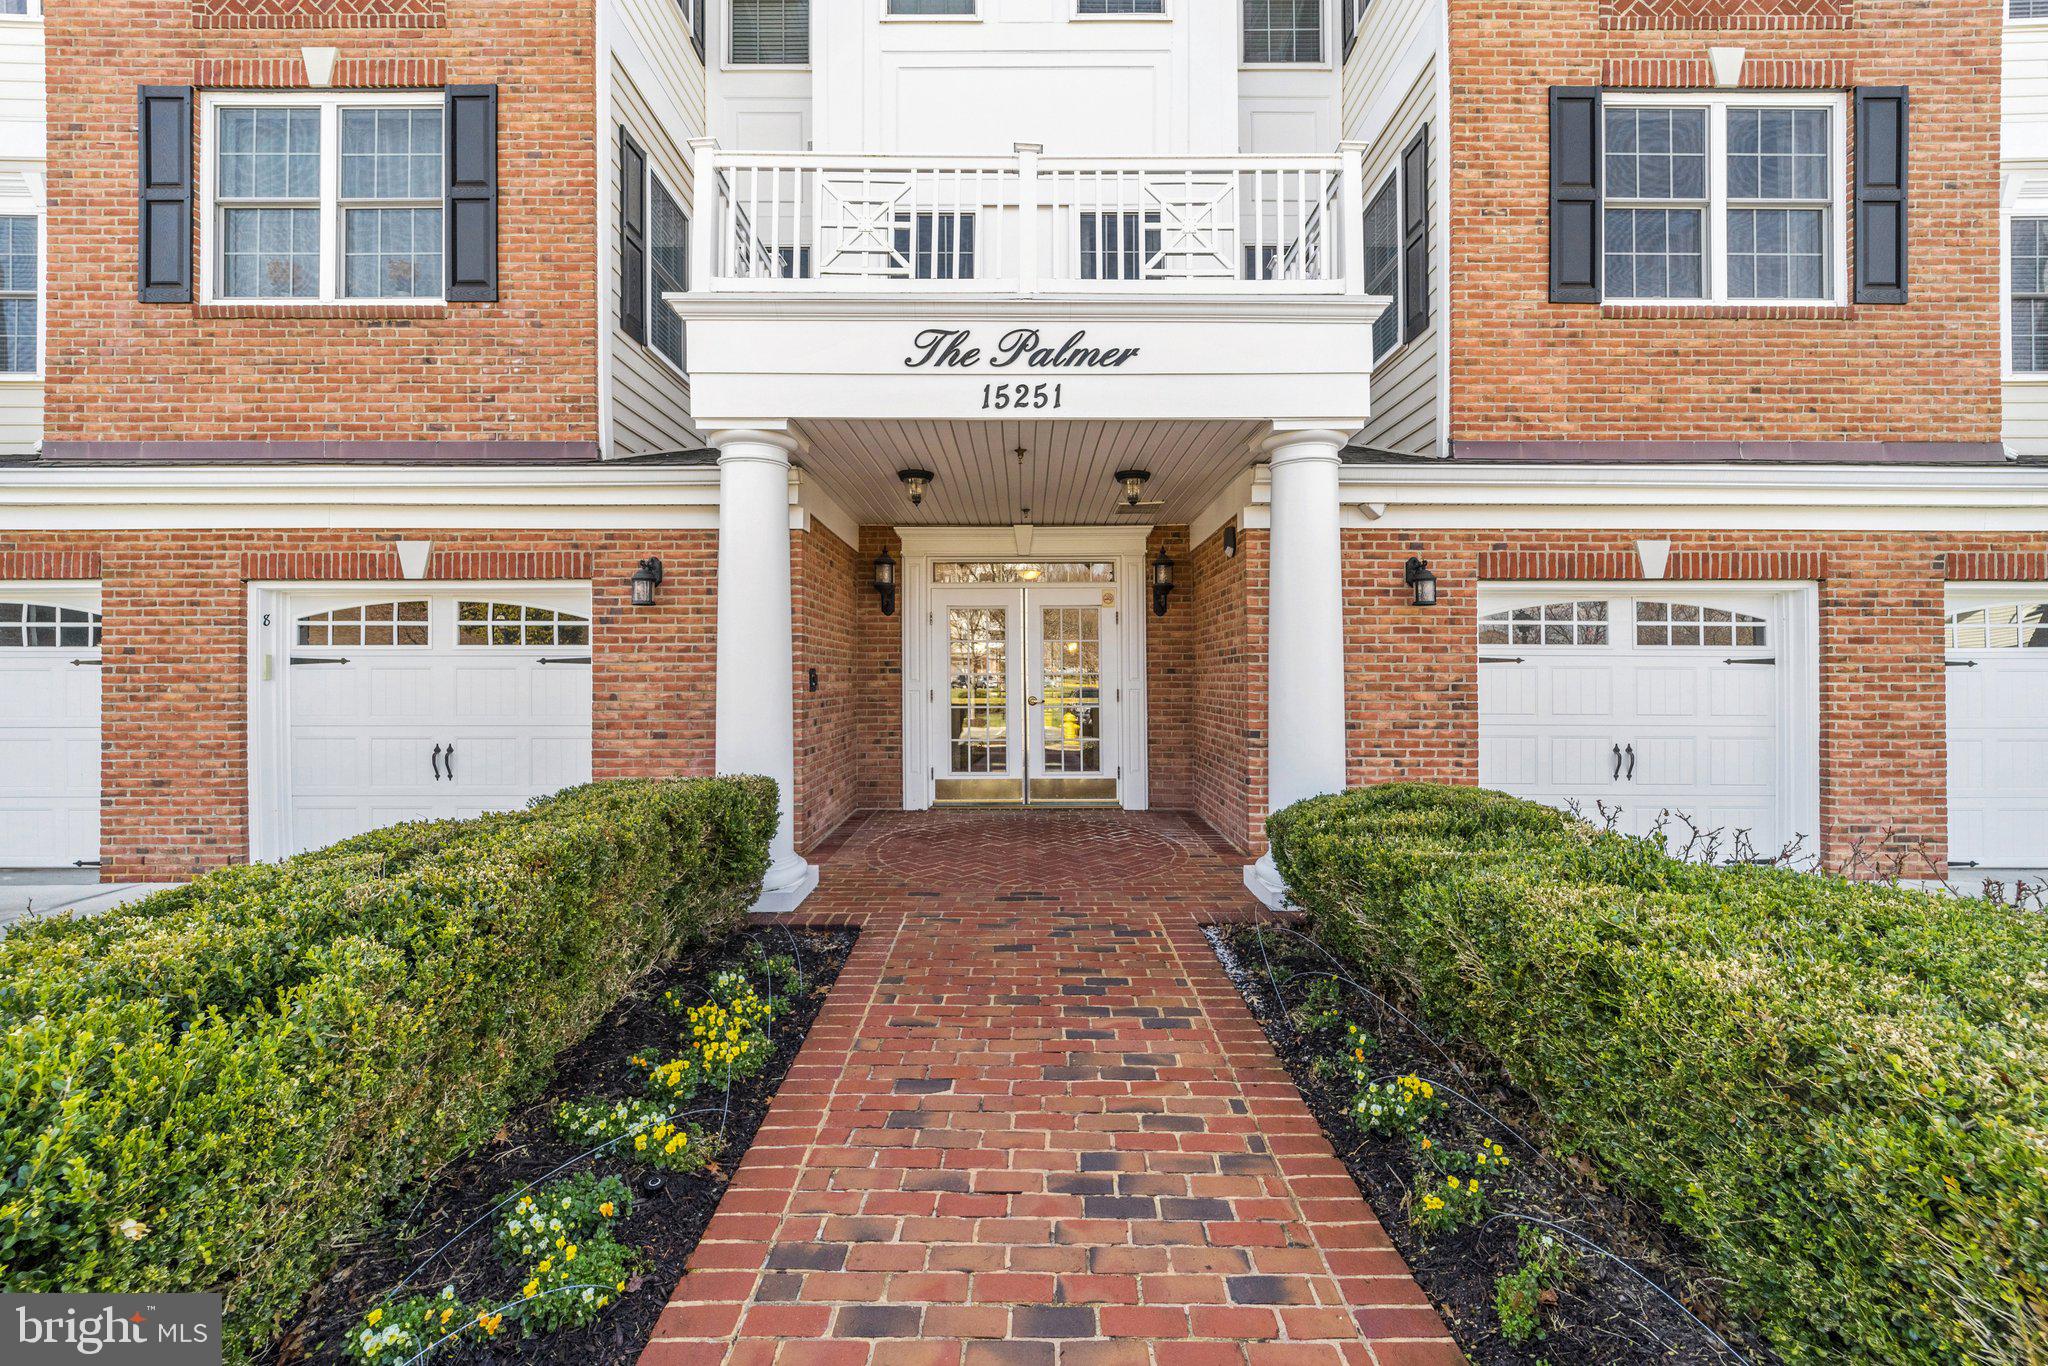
1144,525 -> 1194,812
0,529 -> 713,881
45,0 -> 597,444
1448,0 -> 2000,444
791,523 -> 863,853
1186,523 -> 1267,855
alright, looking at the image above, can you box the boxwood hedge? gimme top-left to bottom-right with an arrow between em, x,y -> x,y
1268,783 -> 2048,1366
0,776 -> 777,1362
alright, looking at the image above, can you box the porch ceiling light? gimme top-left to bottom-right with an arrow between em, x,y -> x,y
898,469 -> 935,508
873,549 -> 898,617
1404,556 -> 1438,608
1117,469 -> 1152,509
1151,548 -> 1176,618
630,556 -> 665,608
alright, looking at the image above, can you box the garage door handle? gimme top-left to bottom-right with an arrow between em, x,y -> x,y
1723,657 -> 1776,665
444,743 -> 454,781
537,656 -> 592,665
1625,744 -> 1636,781
1612,744 -> 1622,781
431,744 -> 443,781
290,656 -> 350,666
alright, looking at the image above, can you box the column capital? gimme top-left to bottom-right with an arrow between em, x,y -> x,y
706,427 -> 805,462
1258,427 -> 1351,463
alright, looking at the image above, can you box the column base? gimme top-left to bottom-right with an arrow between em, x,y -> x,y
1243,853 -> 1291,912
750,854 -> 819,915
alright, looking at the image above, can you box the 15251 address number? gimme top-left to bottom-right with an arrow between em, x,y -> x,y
980,383 -> 1064,412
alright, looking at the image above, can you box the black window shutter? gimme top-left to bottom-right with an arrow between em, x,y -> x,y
1401,124 -> 1430,341
1342,0 -> 1356,59
444,85 -> 499,302
619,128 -> 647,343
1854,87 -> 1909,305
1549,86 -> 1602,303
137,86 -> 192,303
690,0 -> 706,61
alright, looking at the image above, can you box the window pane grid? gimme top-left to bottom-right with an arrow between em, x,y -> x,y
932,562 -> 1116,585
456,601 -> 592,647
296,600 -> 430,648
0,603 -> 100,650
1243,0 -> 1322,63
1477,600 -> 1609,647
732,0 -> 809,63
650,176 -> 689,368
1363,177 -> 1400,358
1039,607 -> 1102,777
1635,600 -> 1767,648
1603,106 -> 1707,302
889,0 -> 974,11
2013,219 -> 2048,373
1946,603 -> 2048,650
0,214 -> 35,375
1079,0 -> 1165,11
948,608 -> 1008,775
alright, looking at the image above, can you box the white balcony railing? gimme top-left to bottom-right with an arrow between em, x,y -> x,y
687,140 -> 1370,297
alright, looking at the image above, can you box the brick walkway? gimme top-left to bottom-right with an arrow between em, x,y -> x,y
641,812 -> 1461,1366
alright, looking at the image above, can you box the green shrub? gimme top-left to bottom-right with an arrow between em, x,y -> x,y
0,777 -> 778,1363
1269,783 -> 2048,1366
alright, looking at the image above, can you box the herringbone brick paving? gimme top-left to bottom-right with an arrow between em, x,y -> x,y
640,811 -> 1460,1366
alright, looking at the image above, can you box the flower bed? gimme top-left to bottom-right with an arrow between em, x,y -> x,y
1265,782 -> 2048,1366
0,777 -> 779,1365
283,924 -> 856,1366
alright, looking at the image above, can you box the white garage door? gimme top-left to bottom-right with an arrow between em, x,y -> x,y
273,590 -> 592,857
0,591 -> 101,868
1478,589 -> 1794,858
1946,596 -> 2048,870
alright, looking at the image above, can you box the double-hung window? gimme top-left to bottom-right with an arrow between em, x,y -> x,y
2014,0 -> 2048,18
1602,94 -> 1844,305
0,2 -> 41,16
1244,0 -> 1321,63
1362,175 -> 1399,360
1079,210 -> 1160,281
2012,217 -> 2048,374
205,93 -> 444,304
648,175 -> 689,370
1078,0 -> 1165,13
889,0 -> 975,13
0,214 -> 37,376
731,0 -> 808,63
893,211 -> 976,280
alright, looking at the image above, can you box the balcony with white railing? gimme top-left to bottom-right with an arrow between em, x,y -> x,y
686,140 -> 1373,298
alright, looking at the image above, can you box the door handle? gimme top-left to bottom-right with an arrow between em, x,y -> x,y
444,743 -> 454,782
1027,696 -> 1042,706
431,743 -> 443,781
1612,744 -> 1622,781
1625,744 -> 1636,781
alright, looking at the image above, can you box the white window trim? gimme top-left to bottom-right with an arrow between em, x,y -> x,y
1363,167 -> 1403,368
1602,90 -> 1848,309
0,202 -> 44,381
198,90 -> 446,308
1240,0 -> 1332,69
1073,0 -> 1170,19
881,0 -> 981,19
644,162 -> 691,381
726,0 -> 811,69
2002,168 -> 2048,382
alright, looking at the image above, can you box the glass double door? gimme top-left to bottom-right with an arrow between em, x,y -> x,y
930,585 -> 1118,805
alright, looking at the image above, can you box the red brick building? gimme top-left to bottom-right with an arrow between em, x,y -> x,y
1,0 -> 2042,902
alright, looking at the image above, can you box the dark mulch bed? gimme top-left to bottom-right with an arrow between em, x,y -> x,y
1213,923 -> 1777,1366
274,923 -> 858,1366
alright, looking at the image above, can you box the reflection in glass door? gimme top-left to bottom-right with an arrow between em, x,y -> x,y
1029,602 -> 1114,803
934,599 -> 1022,803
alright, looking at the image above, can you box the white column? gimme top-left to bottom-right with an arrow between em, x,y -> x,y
712,427 -> 818,913
1247,427 -> 1349,909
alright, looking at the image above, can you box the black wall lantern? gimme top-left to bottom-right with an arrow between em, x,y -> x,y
898,468 -> 934,508
1151,548 -> 1176,617
629,556 -> 665,607
872,549 -> 898,616
1222,523 -> 1238,559
1404,556 -> 1438,608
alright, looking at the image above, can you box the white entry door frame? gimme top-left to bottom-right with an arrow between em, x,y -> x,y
897,526 -> 1153,812
1476,581 -> 1820,859
247,581 -> 595,862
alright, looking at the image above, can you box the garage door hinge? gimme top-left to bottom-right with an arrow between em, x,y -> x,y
1945,659 -> 1978,669
536,656 -> 591,665
70,658 -> 102,667
1723,657 -> 1776,665
1950,860 -> 1981,868
72,859 -> 101,868
290,656 -> 350,666
1478,656 -> 1525,664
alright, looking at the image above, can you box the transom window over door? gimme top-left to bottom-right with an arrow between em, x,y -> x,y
1602,94 -> 1844,305
731,0 -> 808,63
205,93 -> 444,304
1244,0 -> 1321,63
